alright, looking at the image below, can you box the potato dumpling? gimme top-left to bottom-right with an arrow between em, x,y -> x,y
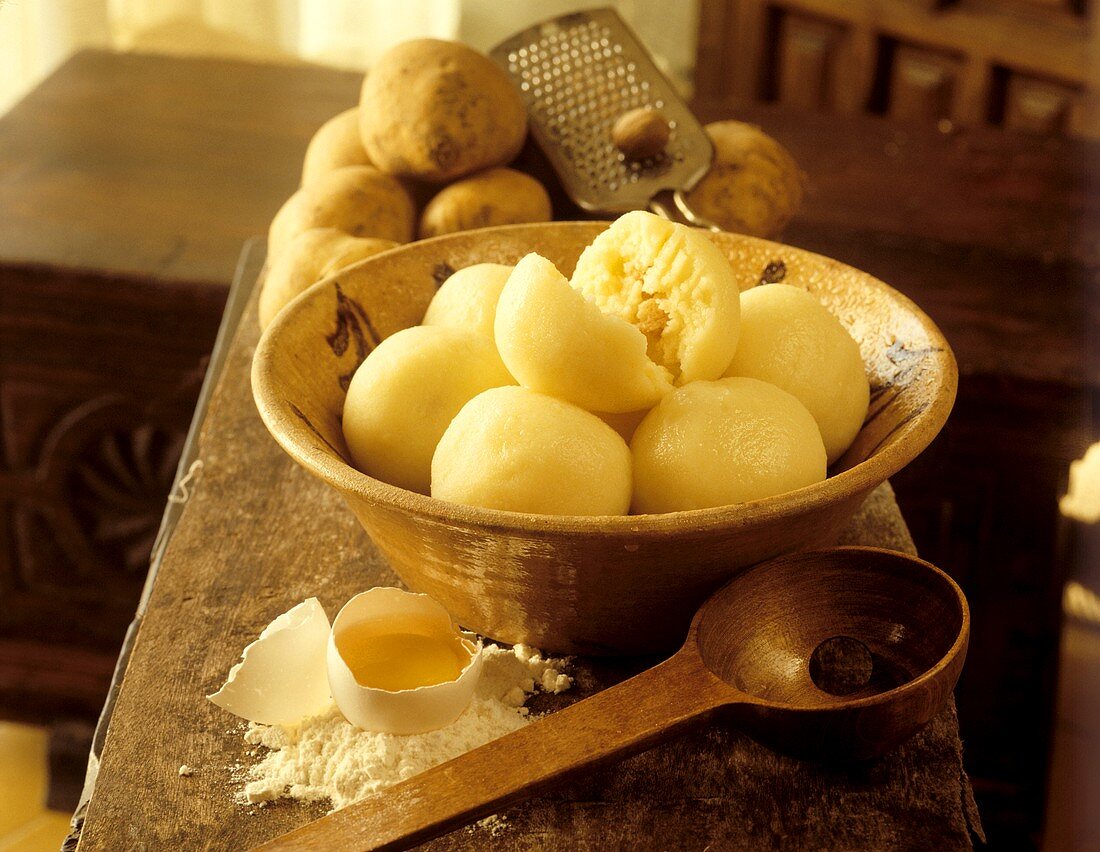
359,39 -> 527,184
431,386 -> 631,516
269,165 -> 415,258
571,211 -> 740,385
631,377 -> 826,513
301,107 -> 372,186
684,121 -> 805,239
724,284 -> 869,464
495,253 -> 673,413
422,263 -> 512,339
259,228 -> 396,330
418,168 -> 552,239
342,326 -> 514,494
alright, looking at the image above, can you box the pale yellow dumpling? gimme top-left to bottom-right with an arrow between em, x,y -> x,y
432,386 -> 632,516
724,284 -> 869,464
571,211 -> 740,384
422,263 -> 512,339
631,377 -> 826,514
342,326 -> 514,494
494,253 -> 673,413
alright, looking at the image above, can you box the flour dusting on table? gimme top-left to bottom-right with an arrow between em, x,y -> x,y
239,643 -> 571,810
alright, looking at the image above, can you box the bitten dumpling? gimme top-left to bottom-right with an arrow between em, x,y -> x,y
494,253 -> 673,413
342,326 -> 514,494
724,284 -> 869,464
432,386 -> 632,515
631,377 -> 826,513
571,211 -> 740,384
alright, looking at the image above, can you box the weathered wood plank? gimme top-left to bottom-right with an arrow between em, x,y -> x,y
77,282 -> 981,850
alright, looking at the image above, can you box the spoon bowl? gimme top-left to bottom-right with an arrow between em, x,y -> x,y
257,547 -> 969,851
693,547 -> 969,760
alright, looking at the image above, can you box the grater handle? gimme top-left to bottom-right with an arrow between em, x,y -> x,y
648,188 -> 722,232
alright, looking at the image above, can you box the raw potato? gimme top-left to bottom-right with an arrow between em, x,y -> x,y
631,377 -> 826,513
418,169 -> 552,239
360,39 -> 527,183
269,166 -> 415,259
422,263 -> 512,339
259,228 -> 396,330
684,121 -> 805,239
431,386 -> 632,516
342,326 -> 514,494
495,253 -> 674,413
301,107 -> 372,186
571,211 -> 740,385
724,284 -> 869,464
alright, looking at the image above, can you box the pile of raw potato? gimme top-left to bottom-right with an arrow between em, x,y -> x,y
260,37 -> 868,517
258,37 -> 806,330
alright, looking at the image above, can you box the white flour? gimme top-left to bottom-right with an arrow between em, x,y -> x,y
239,643 -> 571,810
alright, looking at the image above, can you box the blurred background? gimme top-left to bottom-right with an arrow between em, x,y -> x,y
0,0 -> 1096,850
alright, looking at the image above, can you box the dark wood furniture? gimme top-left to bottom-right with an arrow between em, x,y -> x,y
696,0 -> 1099,138
0,50 -> 362,722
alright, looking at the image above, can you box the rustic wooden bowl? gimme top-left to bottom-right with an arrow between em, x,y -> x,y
252,222 -> 957,654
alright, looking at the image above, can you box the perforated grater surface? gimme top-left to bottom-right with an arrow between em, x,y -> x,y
490,7 -> 715,223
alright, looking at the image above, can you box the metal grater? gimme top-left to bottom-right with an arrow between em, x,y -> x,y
490,7 -> 716,226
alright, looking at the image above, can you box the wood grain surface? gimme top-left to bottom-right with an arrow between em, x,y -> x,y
0,50 -> 361,286
259,547 -> 968,851
76,278 -> 983,850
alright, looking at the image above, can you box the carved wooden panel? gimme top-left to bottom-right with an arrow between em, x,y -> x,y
1002,72 -> 1081,134
0,262 -> 225,716
696,0 -> 1098,139
776,12 -> 846,110
889,44 -> 961,124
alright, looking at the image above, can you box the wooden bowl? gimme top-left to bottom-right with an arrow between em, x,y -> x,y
252,222 -> 957,654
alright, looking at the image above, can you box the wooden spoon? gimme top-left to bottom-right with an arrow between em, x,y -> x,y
254,546 -> 969,851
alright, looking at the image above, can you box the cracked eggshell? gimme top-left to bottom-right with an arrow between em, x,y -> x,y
327,588 -> 484,734
207,598 -> 332,726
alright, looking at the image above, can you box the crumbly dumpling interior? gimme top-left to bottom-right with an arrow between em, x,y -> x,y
431,386 -> 632,516
495,253 -> 674,413
724,284 -> 869,464
342,326 -> 514,494
570,211 -> 740,384
631,377 -> 826,513
422,263 -> 513,341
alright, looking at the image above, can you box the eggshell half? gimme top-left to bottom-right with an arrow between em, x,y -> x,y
327,588 -> 484,734
207,597 -> 332,725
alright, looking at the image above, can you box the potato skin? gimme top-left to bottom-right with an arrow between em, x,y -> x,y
268,165 -> 415,258
418,168 -> 551,239
258,228 -> 396,330
301,107 -> 372,186
359,39 -> 527,183
684,121 -> 805,239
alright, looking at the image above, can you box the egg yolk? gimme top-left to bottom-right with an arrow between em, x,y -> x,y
337,627 -> 470,691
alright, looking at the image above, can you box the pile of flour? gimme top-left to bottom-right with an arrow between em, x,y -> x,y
239,643 -> 571,809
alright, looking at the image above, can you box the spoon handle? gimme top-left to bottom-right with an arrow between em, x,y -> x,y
254,651 -> 730,851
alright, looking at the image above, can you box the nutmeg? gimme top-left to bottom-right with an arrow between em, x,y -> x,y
611,108 -> 670,160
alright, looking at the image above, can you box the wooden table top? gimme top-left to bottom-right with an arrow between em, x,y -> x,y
75,241 -> 983,849
0,51 -> 360,286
